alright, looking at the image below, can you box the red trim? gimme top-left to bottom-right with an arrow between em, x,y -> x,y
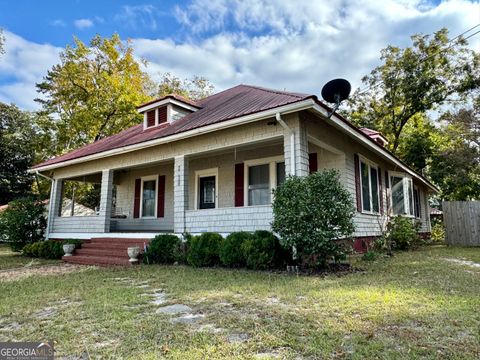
234,163 -> 244,207
354,154 -> 361,212
133,179 -> 141,218
146,110 -> 155,127
308,153 -> 317,174
158,107 -> 167,124
157,175 -> 165,218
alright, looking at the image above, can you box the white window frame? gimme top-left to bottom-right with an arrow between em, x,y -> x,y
244,155 -> 284,206
388,171 -> 414,217
139,175 -> 158,218
194,168 -> 219,210
358,155 -> 380,215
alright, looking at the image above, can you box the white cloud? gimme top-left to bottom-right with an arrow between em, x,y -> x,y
115,5 -> 158,31
51,19 -> 66,27
0,31 -> 61,110
74,18 -> 94,30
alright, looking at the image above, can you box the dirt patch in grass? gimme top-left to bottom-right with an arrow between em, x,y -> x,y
0,263 -> 88,282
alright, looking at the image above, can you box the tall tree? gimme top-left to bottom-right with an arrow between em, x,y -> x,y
157,72 -> 214,101
0,103 -> 35,204
36,34 -> 154,155
346,28 -> 479,152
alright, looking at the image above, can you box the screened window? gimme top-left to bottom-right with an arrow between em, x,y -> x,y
142,179 -> 156,217
413,187 -> 421,218
359,159 -> 380,213
248,164 -> 270,205
390,173 -> 414,216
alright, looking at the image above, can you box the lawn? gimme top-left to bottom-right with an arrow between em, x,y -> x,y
0,245 -> 479,359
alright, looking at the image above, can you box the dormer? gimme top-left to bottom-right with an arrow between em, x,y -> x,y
359,127 -> 389,148
137,94 -> 200,130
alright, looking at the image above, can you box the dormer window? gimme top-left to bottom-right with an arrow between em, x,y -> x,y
138,94 -> 200,130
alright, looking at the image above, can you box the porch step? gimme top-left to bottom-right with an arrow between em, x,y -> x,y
62,237 -> 151,266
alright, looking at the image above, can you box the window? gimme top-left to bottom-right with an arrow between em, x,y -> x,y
141,178 -> 157,217
195,168 -> 218,210
276,162 -> 286,186
248,164 -> 270,205
389,172 -> 414,216
413,187 -> 421,218
359,158 -> 380,213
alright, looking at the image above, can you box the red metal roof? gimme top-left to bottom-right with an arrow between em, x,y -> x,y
33,85 -> 313,169
137,93 -> 201,110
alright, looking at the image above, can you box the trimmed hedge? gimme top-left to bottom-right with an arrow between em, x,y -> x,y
143,234 -> 183,264
219,231 -> 252,267
187,232 -> 223,267
241,230 -> 291,270
22,239 -> 82,259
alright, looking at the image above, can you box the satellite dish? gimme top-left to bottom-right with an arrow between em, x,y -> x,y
321,78 -> 351,118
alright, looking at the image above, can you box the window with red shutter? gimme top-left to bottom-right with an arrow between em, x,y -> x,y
234,163 -> 244,207
146,110 -> 156,127
133,179 -> 141,218
309,153 -> 317,174
158,107 -> 167,124
157,175 -> 165,218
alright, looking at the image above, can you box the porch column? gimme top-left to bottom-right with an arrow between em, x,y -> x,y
174,155 -> 189,234
283,115 -> 309,177
46,178 -> 63,239
98,169 -> 114,233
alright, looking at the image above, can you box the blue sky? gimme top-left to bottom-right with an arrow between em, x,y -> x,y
0,0 -> 479,110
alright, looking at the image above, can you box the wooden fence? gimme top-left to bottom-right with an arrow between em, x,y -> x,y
443,201 -> 480,246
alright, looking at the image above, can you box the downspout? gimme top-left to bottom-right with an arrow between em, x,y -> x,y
36,171 -> 54,240
276,113 -> 295,176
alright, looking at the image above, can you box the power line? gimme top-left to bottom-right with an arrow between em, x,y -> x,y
356,24 -> 480,96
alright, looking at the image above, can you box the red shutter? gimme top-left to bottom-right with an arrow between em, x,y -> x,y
354,154 -> 361,212
146,110 -> 156,127
378,167 -> 384,214
133,179 -> 141,218
309,153 -> 318,174
234,163 -> 244,207
158,107 -> 167,124
157,175 -> 165,218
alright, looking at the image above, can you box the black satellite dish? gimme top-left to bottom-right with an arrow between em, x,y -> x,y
321,78 -> 351,118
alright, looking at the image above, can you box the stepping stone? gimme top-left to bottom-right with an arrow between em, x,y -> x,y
0,322 -> 21,331
150,293 -> 167,305
171,313 -> 205,324
35,307 -> 57,319
227,333 -> 249,343
156,304 -> 192,315
197,324 -> 224,334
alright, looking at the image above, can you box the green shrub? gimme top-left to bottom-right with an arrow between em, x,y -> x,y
187,232 -> 223,267
144,234 -> 183,264
387,216 -> 421,250
362,250 -> 378,261
0,197 -> 47,251
430,222 -> 445,243
272,170 -> 355,268
22,239 -> 82,259
220,232 -> 252,267
241,230 -> 290,270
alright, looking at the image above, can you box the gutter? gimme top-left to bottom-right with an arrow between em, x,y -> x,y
276,112 -> 295,175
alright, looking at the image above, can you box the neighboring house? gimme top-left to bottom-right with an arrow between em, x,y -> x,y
30,85 -> 436,252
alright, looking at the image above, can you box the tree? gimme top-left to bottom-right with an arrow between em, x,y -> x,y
272,170 -> 355,268
347,28 -> 480,152
157,72 -> 214,101
0,103 -> 36,204
36,34 -> 154,155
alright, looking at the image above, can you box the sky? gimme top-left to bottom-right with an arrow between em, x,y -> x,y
0,0 -> 479,110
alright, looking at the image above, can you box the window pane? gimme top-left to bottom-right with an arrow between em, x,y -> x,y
361,162 -> 370,211
370,167 -> 379,213
407,179 -> 414,216
248,164 -> 270,205
414,188 -> 420,218
142,180 -> 156,217
391,176 -> 405,215
276,162 -> 286,186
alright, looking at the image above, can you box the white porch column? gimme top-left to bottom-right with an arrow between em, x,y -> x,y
46,179 -> 63,238
98,169 -> 114,233
174,155 -> 189,234
283,115 -> 309,177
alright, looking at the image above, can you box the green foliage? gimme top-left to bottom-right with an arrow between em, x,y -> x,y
157,73 -> 214,101
362,250 -> 379,262
272,170 -> 355,268
219,231 -> 251,268
0,197 -> 47,251
346,28 -> 479,153
22,239 -> 82,259
431,222 -> 445,243
387,216 -> 421,251
143,234 -> 183,264
35,34 -> 154,156
0,103 -> 36,204
241,230 -> 289,270
187,232 -> 223,267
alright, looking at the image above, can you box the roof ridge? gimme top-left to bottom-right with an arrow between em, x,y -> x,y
240,84 -> 309,99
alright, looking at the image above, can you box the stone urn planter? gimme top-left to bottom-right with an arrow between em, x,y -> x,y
127,246 -> 141,263
63,244 -> 76,257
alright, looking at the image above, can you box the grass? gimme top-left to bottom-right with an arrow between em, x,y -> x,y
0,245 -> 479,359
0,243 -> 58,269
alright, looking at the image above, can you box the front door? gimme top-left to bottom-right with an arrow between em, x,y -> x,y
199,176 -> 216,209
